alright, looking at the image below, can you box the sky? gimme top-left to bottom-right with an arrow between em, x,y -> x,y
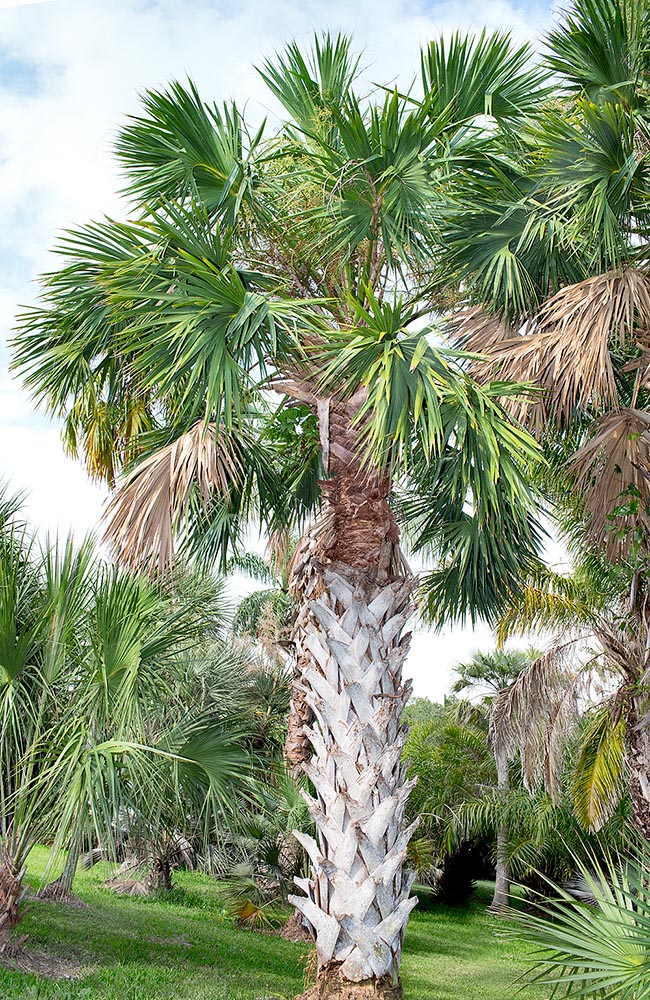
0,0 -> 556,700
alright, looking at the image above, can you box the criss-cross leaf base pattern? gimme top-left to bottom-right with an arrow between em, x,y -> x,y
289,559 -> 418,987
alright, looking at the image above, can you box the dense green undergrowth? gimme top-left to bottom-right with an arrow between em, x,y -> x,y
0,849 -> 548,1000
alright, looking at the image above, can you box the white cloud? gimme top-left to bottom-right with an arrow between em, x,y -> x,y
0,0 -> 555,698
0,1 -> 55,9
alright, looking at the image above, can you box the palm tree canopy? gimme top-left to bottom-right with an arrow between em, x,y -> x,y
440,0 -> 650,567
11,32 -> 546,625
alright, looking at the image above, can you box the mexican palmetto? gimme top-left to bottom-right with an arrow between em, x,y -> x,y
439,0 -> 650,846
11,34 -> 545,997
516,839 -> 650,999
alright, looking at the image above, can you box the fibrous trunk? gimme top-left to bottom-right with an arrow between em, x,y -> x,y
286,654 -> 315,769
147,855 -> 173,892
288,394 -> 417,998
0,855 -> 23,953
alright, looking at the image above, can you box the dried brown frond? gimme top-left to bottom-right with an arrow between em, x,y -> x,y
566,408 -> 650,560
266,528 -> 292,577
452,270 -> 650,430
489,640 -> 582,791
103,422 -> 242,572
544,679 -> 582,803
596,611 -> 649,681
446,306 -> 513,354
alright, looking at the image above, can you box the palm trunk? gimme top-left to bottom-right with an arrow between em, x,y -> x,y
286,654 -> 315,768
0,854 -> 23,953
289,395 -> 417,1000
488,755 -> 510,914
147,855 -> 173,892
38,834 -> 82,900
626,705 -> 650,838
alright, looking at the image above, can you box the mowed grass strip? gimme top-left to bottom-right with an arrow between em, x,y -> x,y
0,851 -> 548,1000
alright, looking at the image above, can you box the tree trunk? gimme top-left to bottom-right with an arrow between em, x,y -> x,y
147,855 -> 173,892
38,834 -> 82,901
286,653 -> 315,768
0,855 -> 23,953
288,394 -> 417,999
626,706 -> 650,838
488,755 -> 510,914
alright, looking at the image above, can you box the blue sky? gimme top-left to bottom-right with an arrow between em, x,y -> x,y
0,0 -> 555,697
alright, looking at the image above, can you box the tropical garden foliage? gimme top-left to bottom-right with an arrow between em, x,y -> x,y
0,487 -> 258,951
9,25 -> 548,1000
7,0 -> 650,996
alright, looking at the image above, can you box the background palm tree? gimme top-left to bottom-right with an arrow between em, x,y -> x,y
452,649 -> 536,912
489,549 -> 644,836
11,34 -> 546,998
438,0 -> 650,847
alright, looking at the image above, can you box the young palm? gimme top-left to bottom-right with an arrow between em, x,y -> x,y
0,500 -> 250,946
11,35 -> 545,997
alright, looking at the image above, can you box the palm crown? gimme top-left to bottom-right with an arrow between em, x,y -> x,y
12,32 -> 543,620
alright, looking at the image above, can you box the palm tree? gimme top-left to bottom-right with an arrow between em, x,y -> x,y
438,0 -> 650,845
489,552 -> 649,839
452,649 -> 536,912
11,35 -> 545,997
0,496 -> 251,947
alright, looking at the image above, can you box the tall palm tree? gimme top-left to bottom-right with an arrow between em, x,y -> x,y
490,552 -> 647,837
438,0 -> 650,847
11,35 -> 545,997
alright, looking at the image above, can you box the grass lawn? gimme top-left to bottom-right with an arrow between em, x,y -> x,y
0,850 -> 549,1000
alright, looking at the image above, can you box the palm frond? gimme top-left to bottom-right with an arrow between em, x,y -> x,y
462,270 -> 650,429
489,643 -> 581,789
545,0 -> 649,107
496,565 -> 601,644
572,705 -> 627,831
421,30 -> 550,126
259,33 -> 361,139
566,407 -> 650,558
103,422 -> 243,571
116,80 -> 259,221
516,840 -> 650,999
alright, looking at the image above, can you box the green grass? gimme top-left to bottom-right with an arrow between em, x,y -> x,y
0,851 -> 548,1000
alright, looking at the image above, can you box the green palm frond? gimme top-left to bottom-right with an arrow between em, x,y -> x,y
546,0 -> 650,107
421,30 -> 551,127
535,99 -> 648,265
226,553 -> 275,585
400,383 -> 543,625
571,705 -> 627,832
116,79 -> 261,221
517,841 -> 650,998
259,33 -> 361,141
496,565 -> 600,644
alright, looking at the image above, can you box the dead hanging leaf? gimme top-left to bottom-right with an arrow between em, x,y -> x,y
450,270 -> 650,430
447,306 -> 513,354
103,422 -> 243,572
489,641 -> 581,793
566,408 -> 650,560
